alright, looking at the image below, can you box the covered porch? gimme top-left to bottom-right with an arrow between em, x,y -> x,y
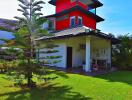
37,28 -> 119,72
65,35 -> 112,72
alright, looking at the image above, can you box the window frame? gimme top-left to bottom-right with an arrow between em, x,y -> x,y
78,16 -> 83,26
70,16 -> 76,27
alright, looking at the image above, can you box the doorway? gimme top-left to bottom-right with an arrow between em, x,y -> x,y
66,47 -> 72,69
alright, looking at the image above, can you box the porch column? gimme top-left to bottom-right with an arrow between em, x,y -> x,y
85,37 -> 91,72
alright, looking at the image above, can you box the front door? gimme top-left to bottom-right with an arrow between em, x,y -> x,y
67,47 -> 72,69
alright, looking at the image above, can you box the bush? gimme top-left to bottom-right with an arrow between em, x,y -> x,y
112,34 -> 132,70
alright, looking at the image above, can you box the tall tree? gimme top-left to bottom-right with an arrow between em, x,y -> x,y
14,0 -> 47,57
0,0 -> 63,87
14,0 -> 47,86
0,0 -> 46,86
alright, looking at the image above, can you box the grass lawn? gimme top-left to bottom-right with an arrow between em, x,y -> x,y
0,71 -> 132,100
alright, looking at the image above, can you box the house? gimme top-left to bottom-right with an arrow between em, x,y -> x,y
37,0 -> 119,72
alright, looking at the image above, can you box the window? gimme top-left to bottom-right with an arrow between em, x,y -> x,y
42,22 -> 49,29
48,20 -> 55,30
78,16 -> 82,26
42,19 -> 55,30
70,16 -> 76,27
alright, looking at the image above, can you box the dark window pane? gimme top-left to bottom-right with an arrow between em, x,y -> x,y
78,17 -> 82,26
70,17 -> 75,27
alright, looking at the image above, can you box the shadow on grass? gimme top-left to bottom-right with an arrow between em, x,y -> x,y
95,71 -> 132,85
0,83 -> 92,100
53,70 -> 69,79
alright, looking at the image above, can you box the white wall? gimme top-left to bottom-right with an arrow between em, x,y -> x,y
65,37 -> 86,67
39,42 -> 67,68
38,37 -> 86,68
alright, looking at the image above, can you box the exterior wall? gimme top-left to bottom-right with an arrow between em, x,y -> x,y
56,10 -> 96,31
39,42 -> 67,68
65,37 -> 86,67
56,0 -> 88,13
56,15 -> 70,30
39,37 -> 86,68
78,11 -> 96,29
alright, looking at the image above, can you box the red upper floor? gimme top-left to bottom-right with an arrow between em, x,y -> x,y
46,0 -> 104,31
49,0 -> 103,13
55,10 -> 97,30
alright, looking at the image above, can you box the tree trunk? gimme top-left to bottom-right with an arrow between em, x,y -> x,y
27,72 -> 32,86
27,58 -> 32,87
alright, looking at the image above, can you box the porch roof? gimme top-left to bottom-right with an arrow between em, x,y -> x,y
36,26 -> 120,44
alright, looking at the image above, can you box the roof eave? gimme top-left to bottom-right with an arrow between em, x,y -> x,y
37,30 -> 120,45
49,0 -> 103,8
48,0 -> 55,6
89,1 -> 103,8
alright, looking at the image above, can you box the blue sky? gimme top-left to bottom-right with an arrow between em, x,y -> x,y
97,0 -> 132,35
0,0 -> 132,40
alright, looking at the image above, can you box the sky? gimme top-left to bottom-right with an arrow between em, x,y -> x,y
0,0 -> 132,39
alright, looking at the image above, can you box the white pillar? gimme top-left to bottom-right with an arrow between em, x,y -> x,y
85,37 -> 91,72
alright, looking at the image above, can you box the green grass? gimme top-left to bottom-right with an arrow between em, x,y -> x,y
0,71 -> 132,100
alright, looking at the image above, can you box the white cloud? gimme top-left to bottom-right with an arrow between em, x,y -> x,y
0,0 -> 55,19
0,0 -> 20,19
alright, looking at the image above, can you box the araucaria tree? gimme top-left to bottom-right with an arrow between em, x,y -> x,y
0,0 -> 50,87
0,0 -> 62,87
14,0 -> 46,86
15,0 -> 46,56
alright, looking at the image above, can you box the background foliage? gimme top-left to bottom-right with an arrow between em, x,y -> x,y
112,34 -> 132,70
